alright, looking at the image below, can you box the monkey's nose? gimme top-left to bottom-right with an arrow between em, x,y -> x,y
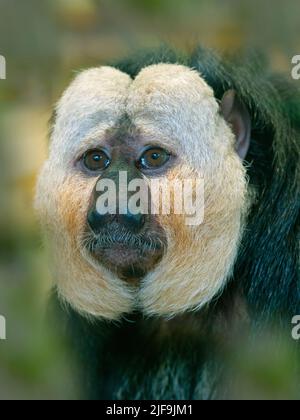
88,210 -> 146,234
119,212 -> 146,233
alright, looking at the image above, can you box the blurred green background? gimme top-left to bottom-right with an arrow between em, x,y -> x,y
0,0 -> 299,400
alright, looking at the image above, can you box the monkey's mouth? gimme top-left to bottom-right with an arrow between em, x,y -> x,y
85,226 -> 167,282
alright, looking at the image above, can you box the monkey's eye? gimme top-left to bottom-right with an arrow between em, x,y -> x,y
82,149 -> 111,172
138,147 -> 170,170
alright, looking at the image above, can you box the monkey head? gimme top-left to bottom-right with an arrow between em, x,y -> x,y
35,64 -> 251,320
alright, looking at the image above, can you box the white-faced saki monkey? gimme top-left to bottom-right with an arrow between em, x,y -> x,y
36,47 -> 300,400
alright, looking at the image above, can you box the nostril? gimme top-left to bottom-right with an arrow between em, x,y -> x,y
119,212 -> 146,233
87,210 -> 108,233
88,209 -> 146,234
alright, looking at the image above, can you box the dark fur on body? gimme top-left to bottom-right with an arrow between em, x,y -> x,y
52,47 -> 300,400
52,287 -> 244,400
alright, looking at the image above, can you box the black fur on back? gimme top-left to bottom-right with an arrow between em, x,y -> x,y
53,46 -> 300,400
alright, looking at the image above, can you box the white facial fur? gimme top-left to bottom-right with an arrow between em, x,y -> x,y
36,64 -> 249,320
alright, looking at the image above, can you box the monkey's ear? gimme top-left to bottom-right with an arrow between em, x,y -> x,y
220,90 -> 251,160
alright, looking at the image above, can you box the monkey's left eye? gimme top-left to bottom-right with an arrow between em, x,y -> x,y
138,147 -> 170,170
82,149 -> 111,172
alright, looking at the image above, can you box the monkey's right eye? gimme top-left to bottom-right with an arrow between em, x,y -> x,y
82,149 -> 111,172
